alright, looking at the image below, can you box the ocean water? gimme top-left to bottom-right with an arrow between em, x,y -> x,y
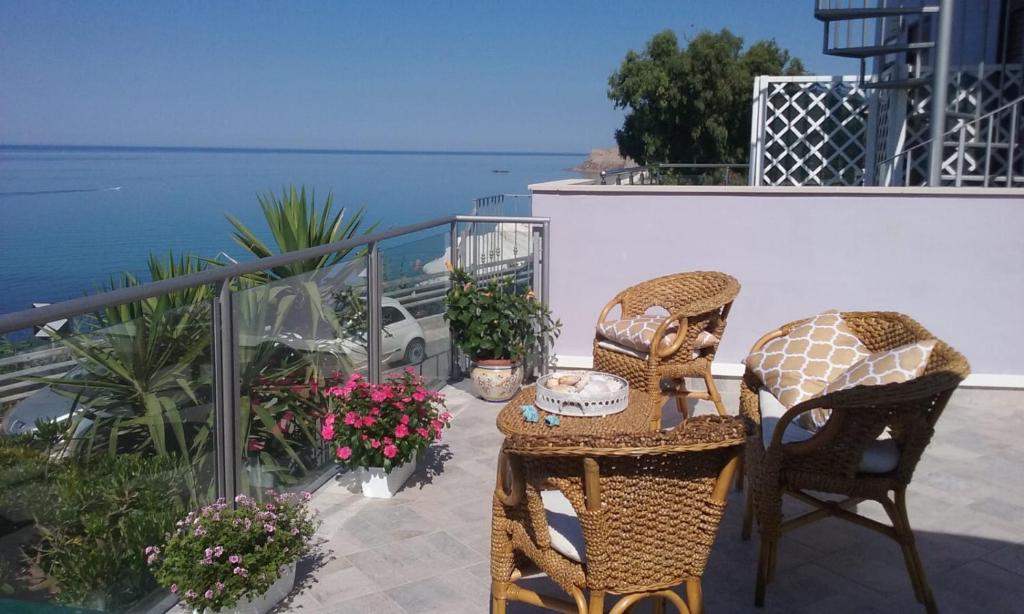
0,146 -> 582,317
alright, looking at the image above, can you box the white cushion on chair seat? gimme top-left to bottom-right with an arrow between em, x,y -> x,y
596,339 -> 704,361
758,389 -> 900,474
540,490 -> 585,563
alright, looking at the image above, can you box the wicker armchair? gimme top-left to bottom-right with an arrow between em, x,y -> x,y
593,272 -> 740,424
490,416 -> 745,614
739,312 -> 970,613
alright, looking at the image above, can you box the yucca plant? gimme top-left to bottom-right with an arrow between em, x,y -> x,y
226,186 -> 373,282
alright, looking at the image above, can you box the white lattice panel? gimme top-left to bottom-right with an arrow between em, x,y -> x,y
750,76 -> 869,186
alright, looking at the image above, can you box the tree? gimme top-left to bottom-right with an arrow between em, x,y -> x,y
608,29 -> 805,166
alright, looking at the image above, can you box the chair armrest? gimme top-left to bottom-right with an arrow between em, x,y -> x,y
596,295 -> 625,326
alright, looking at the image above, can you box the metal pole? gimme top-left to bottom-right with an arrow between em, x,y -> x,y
448,221 -> 459,380
983,116 -> 994,187
212,280 -> 240,503
366,243 -> 382,384
928,0 -> 955,186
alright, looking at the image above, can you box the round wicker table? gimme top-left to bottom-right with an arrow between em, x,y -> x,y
496,385 -> 656,437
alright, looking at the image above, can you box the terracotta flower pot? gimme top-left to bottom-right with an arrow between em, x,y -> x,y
470,359 -> 524,402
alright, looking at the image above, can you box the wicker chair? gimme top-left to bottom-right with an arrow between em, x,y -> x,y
490,416 -> 745,614
739,312 -> 970,613
593,272 -> 740,425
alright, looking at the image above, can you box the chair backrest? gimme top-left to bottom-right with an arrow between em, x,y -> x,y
616,271 -> 739,319
506,416 -> 744,592
785,311 -> 970,485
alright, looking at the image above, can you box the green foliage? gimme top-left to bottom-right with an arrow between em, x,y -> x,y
226,186 -> 373,282
0,447 -> 191,612
149,492 -> 317,612
608,29 -> 805,166
444,268 -> 560,362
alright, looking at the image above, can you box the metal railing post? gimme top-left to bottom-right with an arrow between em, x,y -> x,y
984,116 -> 994,187
448,221 -> 459,380
540,221 -> 551,372
955,124 -> 966,187
1009,103 -> 1019,187
212,280 -> 240,503
366,243 -> 382,384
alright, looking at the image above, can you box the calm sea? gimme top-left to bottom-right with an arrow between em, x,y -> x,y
0,146 -> 582,318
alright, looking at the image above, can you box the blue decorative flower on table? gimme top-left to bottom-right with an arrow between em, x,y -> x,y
544,415 -> 560,427
521,405 -> 539,423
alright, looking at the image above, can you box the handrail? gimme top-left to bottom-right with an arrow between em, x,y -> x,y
0,213 -> 550,335
877,93 -> 1024,167
600,163 -> 749,185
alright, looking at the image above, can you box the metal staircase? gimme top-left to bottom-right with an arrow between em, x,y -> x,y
814,0 -> 1023,186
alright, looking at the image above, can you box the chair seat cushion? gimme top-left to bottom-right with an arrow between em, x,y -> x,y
540,489 -> 585,563
746,310 -> 870,429
597,315 -> 718,354
758,389 -> 899,474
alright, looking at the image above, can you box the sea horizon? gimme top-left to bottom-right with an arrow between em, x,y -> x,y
0,145 -> 582,319
0,143 -> 589,158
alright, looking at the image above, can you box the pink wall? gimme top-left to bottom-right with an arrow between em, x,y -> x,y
531,183 -> 1024,378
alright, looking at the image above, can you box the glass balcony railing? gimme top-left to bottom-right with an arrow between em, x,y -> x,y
0,212 -> 550,611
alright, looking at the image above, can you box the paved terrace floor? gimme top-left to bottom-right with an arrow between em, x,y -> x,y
277,380 -> 1024,614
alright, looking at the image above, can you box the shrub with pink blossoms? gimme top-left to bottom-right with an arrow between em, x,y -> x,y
147,491 -> 317,612
321,369 -> 450,473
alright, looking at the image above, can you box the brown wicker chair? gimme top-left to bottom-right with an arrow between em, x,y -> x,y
739,312 -> 970,613
593,272 -> 740,425
490,416 -> 745,614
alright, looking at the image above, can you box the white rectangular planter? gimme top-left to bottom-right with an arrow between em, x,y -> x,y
191,564 -> 295,614
358,456 -> 417,498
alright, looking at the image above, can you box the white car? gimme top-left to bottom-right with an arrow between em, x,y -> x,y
270,296 -> 426,368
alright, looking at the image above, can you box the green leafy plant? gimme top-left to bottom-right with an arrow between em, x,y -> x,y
320,370 -> 449,472
148,491 -> 317,613
444,267 -> 560,362
226,186 -> 373,282
25,454 -> 191,611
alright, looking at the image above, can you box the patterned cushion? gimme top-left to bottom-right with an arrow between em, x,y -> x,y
822,340 -> 937,394
597,315 -> 718,354
745,310 -> 870,412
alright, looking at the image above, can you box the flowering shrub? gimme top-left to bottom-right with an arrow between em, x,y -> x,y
147,491 -> 317,612
321,369 -> 450,472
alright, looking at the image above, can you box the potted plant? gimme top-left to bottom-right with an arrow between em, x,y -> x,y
147,491 -> 317,614
444,267 -> 560,401
320,369 -> 450,498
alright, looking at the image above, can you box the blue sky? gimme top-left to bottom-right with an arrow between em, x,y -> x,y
0,1 -> 851,152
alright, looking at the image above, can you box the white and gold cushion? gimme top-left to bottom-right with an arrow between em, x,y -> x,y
597,315 -> 718,358
745,310 -> 870,411
822,340 -> 937,394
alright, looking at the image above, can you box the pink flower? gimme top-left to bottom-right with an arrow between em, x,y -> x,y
360,433 -> 369,441
229,555 -> 241,564
431,420 -> 444,433
370,388 -> 391,403
370,439 -> 381,449
204,590 -> 214,599
416,427 -> 430,439
324,413 -> 336,426
440,412 -> 452,422
326,385 -> 343,396
321,422 -> 335,440
215,582 -> 225,592
394,424 -> 409,438
412,388 -> 427,402
362,416 -> 377,427
344,411 -> 358,426
383,444 -> 398,459
383,436 -> 392,445
336,446 -> 352,460
264,523 -> 275,533
370,407 -> 381,416
213,546 -> 224,557
399,414 -> 409,425
170,584 -> 178,593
